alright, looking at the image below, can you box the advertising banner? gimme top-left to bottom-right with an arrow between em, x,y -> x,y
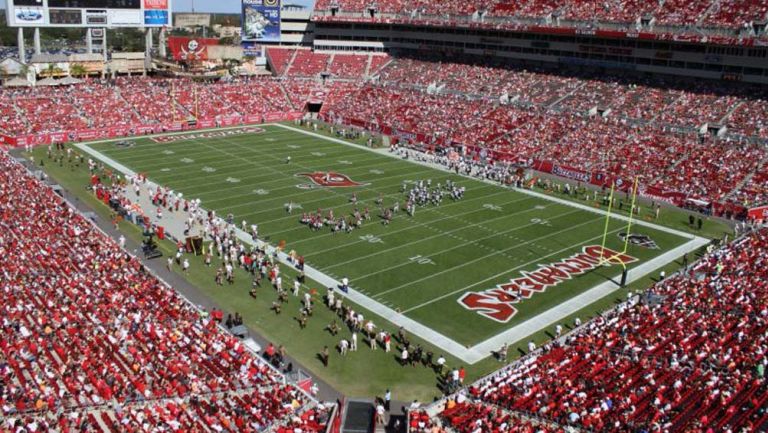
197,119 -> 216,129
168,37 -> 219,61
245,114 -> 264,123
241,41 -> 264,58
134,125 -> 157,135
48,132 -> 67,143
748,205 -> 768,221
13,7 -> 45,26
144,0 -> 169,9
0,134 -> 17,146
108,10 -> 142,26
174,13 -> 211,27
219,116 -> 243,126
144,9 -> 169,25
242,0 -> 280,42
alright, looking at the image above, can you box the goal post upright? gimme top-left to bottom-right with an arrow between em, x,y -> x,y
599,176 -> 640,286
620,176 -> 640,255
598,181 -> 616,266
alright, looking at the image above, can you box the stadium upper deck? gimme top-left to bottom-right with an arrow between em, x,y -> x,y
313,0 -> 768,37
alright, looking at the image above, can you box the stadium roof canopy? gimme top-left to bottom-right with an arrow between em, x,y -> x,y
3,77 -> 31,87
36,77 -> 60,86
59,76 -> 84,85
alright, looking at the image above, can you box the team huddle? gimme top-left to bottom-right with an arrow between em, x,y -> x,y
402,179 -> 466,216
297,177 -> 466,233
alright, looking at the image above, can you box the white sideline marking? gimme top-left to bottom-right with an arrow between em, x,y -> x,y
371,212 -> 595,299
76,124 -> 711,364
319,196 -> 547,267
302,193 -> 532,257
403,225 -> 624,313
469,236 -> 710,359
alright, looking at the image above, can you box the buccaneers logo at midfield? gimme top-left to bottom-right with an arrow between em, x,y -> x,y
459,246 -> 638,323
296,172 -> 368,189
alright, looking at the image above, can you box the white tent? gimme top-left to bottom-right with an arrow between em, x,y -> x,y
36,77 -> 60,86
59,76 -> 84,85
4,77 -> 32,87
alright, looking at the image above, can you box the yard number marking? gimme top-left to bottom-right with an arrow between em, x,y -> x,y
359,234 -> 384,244
530,218 -> 552,226
483,203 -> 503,211
409,255 -> 436,265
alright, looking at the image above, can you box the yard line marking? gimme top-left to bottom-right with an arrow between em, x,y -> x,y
238,170 -> 484,228
216,166 -> 441,212
302,193 -> 533,257
273,188 -> 511,243
138,149 -> 400,185
370,213 -> 598,299
401,226 -> 626,313
320,201 -> 573,270
467,236 -> 710,362
183,159 -> 419,202
96,127 -> 299,153
76,125 -> 710,365
187,137 -> 459,223
110,133 -> 387,172
273,123 -> 700,241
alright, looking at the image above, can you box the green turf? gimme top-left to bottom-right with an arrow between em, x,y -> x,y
27,126 -> 725,401
84,125 -> 693,346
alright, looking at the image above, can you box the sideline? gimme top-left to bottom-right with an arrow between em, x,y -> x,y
76,125 -> 710,364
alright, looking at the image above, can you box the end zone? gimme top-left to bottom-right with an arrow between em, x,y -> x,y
74,124 -> 711,364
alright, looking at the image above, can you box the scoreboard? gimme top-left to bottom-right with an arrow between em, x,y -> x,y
6,0 -> 172,27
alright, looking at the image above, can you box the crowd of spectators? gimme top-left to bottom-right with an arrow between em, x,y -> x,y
0,76 -> 312,136
266,47 -> 390,78
313,0 -> 768,30
0,95 -> 28,136
321,77 -> 768,207
290,50 -> 332,77
727,98 -> 768,140
10,86 -> 88,134
0,151 -> 329,431
327,53 -> 369,78
2,58 -> 768,209
70,85 -> 141,130
724,166 -> 768,209
447,228 -> 768,432
704,0 -> 768,28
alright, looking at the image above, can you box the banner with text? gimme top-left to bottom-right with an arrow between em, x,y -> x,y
242,0 -> 281,42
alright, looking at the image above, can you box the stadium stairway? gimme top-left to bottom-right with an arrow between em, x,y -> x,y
364,55 -> 374,77
283,49 -> 301,76
10,151 -> 345,404
720,100 -> 744,125
368,56 -> 395,79
547,81 -> 587,110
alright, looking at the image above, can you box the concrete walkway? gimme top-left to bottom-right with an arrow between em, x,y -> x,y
14,151 -> 344,403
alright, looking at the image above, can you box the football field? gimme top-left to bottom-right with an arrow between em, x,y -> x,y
81,124 -> 707,362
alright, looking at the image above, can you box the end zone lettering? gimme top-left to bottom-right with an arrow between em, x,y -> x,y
151,127 -> 265,144
458,246 -> 638,323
